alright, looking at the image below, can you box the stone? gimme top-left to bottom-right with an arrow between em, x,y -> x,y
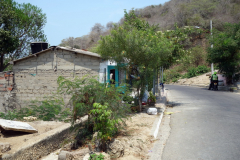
107,139 -> 124,158
66,148 -> 89,160
58,150 -> 69,160
0,142 -> 11,153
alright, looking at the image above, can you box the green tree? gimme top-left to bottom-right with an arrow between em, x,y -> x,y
0,0 -> 47,71
0,0 -> 19,68
207,22 -> 240,82
97,10 -> 173,108
97,10 -> 199,108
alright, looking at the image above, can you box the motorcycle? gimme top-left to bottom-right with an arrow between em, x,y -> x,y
213,82 -> 218,91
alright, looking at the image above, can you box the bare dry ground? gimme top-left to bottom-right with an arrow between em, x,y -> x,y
1,121 -> 70,155
1,110 -> 161,160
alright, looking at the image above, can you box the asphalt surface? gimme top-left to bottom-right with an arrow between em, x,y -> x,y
162,85 -> 240,160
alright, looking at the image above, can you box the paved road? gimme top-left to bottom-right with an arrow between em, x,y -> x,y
162,85 -> 240,160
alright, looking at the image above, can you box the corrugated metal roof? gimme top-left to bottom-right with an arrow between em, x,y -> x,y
59,46 -> 101,58
11,46 -> 101,64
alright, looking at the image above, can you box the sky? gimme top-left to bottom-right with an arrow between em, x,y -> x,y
16,0 -> 170,46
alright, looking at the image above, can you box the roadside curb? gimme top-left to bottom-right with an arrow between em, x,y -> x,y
151,90 -> 167,139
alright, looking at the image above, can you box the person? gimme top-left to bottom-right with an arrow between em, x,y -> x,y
212,71 -> 218,90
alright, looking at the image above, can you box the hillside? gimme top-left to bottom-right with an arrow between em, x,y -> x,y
59,0 -> 240,50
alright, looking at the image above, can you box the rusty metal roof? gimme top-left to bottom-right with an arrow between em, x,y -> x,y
10,46 -> 101,64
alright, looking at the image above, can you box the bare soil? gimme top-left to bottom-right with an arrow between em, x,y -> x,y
0,120 -> 70,155
1,110 -> 160,160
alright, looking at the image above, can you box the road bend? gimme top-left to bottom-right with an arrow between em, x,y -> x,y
162,85 -> 240,160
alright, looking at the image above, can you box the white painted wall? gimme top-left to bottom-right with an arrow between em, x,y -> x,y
99,60 -> 118,83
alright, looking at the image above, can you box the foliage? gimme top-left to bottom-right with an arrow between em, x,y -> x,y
57,75 -> 131,149
207,22 -> 240,80
29,96 -> 70,121
0,96 -> 71,121
123,95 -> 134,104
164,65 -> 210,82
0,110 -> 18,120
148,91 -> 156,103
90,103 -> 119,151
0,0 -> 47,71
0,0 -> 19,59
164,69 -> 181,83
184,65 -> 210,78
59,0 -> 240,52
96,10 -> 199,109
89,153 -> 104,160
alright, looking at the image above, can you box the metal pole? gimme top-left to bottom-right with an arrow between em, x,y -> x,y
153,69 -> 155,95
210,20 -> 214,74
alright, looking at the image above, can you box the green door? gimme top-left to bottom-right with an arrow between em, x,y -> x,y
107,66 -> 119,87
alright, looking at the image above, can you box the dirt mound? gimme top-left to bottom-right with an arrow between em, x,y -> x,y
173,72 -> 210,86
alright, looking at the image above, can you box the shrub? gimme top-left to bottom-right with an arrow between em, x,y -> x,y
29,96 -> 71,121
148,91 -> 156,103
184,65 -> 210,78
57,75 -> 131,149
196,65 -> 210,74
90,103 -> 118,151
0,96 -> 71,121
89,153 -> 104,160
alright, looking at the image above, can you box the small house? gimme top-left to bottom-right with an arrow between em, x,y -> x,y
0,44 -> 102,112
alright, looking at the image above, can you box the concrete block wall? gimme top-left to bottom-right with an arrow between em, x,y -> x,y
0,72 -> 15,113
10,49 -> 101,111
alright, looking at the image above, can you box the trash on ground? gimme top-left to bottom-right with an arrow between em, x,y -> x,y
147,108 -> 157,115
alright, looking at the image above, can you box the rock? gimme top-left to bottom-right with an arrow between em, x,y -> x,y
83,153 -> 90,160
107,139 -> 124,158
92,132 -> 101,152
58,150 -> 69,160
66,148 -> 89,160
0,142 -> 11,153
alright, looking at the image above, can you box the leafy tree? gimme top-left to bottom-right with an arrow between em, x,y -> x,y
0,0 -> 19,69
0,0 -> 47,71
97,10 -> 199,108
207,22 -> 240,82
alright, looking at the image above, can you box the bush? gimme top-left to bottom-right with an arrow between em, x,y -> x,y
164,69 -> 181,83
89,153 -> 104,160
29,96 -> 70,121
184,65 -> 210,78
57,75 -> 131,150
0,96 -> 71,121
90,103 -> 118,151
148,91 -> 156,103
196,65 -> 210,74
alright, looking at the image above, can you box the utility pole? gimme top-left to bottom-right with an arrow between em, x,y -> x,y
210,20 -> 214,74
